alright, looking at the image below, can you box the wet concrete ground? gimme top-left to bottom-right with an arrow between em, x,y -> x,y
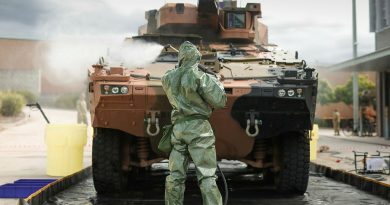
44,170 -> 389,205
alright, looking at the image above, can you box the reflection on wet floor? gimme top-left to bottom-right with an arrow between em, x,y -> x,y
44,170 -> 389,205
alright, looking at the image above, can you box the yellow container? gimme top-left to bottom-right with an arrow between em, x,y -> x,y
45,124 -> 87,176
309,124 -> 319,161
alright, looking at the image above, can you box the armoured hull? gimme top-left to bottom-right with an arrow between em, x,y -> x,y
90,59 -> 317,160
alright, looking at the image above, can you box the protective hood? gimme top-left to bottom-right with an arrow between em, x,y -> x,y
178,41 -> 201,68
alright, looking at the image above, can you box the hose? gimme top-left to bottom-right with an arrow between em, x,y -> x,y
26,102 -> 50,124
217,164 -> 228,205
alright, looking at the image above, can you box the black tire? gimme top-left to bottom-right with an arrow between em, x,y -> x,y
276,132 -> 310,195
92,128 -> 128,194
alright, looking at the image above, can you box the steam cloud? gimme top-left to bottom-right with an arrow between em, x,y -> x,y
45,36 -> 163,85
108,40 -> 164,68
29,0 -> 165,89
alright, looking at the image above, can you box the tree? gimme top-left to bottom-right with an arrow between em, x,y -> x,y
317,79 -> 335,105
334,74 -> 375,105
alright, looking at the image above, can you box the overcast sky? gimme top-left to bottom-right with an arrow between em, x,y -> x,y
0,0 -> 374,65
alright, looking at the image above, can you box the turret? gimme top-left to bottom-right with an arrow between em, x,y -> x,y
138,0 -> 268,44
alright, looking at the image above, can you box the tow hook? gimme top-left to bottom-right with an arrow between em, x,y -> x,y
245,110 -> 262,137
146,111 -> 160,136
246,119 -> 261,137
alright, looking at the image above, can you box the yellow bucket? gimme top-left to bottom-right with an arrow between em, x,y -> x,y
45,124 -> 87,176
309,124 -> 319,161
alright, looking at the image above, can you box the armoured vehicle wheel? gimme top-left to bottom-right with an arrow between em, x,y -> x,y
92,128 -> 128,194
276,132 -> 310,194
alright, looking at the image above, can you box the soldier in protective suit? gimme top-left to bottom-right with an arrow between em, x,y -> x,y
76,93 -> 88,125
161,41 -> 227,205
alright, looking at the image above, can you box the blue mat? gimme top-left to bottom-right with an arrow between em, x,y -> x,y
0,179 -> 56,198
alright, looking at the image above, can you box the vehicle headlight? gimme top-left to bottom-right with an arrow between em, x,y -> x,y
121,86 -> 128,94
111,87 -> 119,94
278,89 -> 286,97
287,89 -> 295,97
297,88 -> 303,97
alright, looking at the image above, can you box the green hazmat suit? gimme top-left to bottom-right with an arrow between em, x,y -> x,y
161,41 -> 227,205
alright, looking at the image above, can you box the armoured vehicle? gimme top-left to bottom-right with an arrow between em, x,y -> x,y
89,0 -> 318,195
